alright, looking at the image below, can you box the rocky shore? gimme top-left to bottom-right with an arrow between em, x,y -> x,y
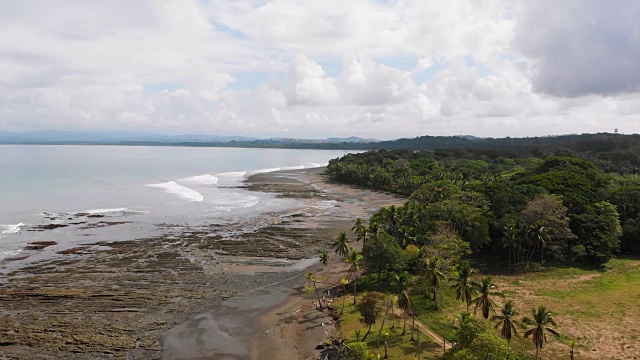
0,167 -> 402,359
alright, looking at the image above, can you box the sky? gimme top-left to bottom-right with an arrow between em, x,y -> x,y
0,0 -> 639,140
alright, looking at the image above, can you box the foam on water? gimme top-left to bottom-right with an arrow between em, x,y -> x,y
179,174 -> 219,186
1,223 -> 24,234
216,171 -> 247,178
146,181 -> 204,202
0,249 -> 23,260
83,208 -> 129,214
208,193 -> 260,211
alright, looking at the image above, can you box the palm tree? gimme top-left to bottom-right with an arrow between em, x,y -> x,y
501,224 -> 519,267
393,271 -> 415,338
491,300 -> 521,344
522,306 -> 559,359
318,250 -> 329,266
423,257 -> 446,302
340,277 -> 349,315
397,289 -> 411,335
527,224 -> 549,264
472,277 -> 504,319
352,218 -> 366,241
333,231 -> 350,258
346,250 -> 363,304
449,262 -> 479,312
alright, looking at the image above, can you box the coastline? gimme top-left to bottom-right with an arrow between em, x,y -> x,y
0,167 -> 403,359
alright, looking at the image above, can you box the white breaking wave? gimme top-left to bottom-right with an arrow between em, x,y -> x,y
1,223 -> 24,234
179,174 -> 219,186
279,165 -> 306,171
83,208 -> 129,214
146,181 -> 204,202
216,171 -> 247,178
0,249 -> 23,260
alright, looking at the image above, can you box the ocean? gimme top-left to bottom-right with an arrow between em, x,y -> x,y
0,145 -> 353,262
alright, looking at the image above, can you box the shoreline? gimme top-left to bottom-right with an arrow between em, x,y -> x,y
0,167 -> 403,359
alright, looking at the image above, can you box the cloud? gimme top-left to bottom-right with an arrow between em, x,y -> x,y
1,0 -> 640,138
515,0 -> 640,97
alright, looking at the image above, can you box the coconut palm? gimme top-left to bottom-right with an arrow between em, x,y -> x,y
491,300 -> 521,344
352,218 -> 366,241
449,262 -> 479,312
423,256 -> 446,302
346,249 -> 363,304
522,306 -> 559,359
472,277 -> 504,319
397,289 -> 411,335
333,231 -> 350,258
318,250 -> 329,266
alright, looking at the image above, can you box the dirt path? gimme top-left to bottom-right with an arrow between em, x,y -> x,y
413,318 -> 452,350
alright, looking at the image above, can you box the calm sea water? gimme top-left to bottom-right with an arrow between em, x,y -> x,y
0,145 -> 352,260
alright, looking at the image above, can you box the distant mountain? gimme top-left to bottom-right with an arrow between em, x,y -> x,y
0,131 -> 260,143
324,136 -> 380,143
0,131 -> 379,146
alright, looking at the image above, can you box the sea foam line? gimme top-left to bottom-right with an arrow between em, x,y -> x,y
1,223 -> 24,234
146,181 -> 204,202
179,174 -> 219,186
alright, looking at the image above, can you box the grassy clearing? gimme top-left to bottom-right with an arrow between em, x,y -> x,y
337,297 -> 442,359
489,258 -> 640,359
333,258 -> 640,359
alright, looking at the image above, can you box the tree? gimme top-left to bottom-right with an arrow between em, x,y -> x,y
491,300 -> 521,344
522,306 -> 559,359
423,223 -> 471,271
333,231 -> 350,258
305,272 -> 322,310
397,289 -> 411,336
519,194 -> 574,263
423,256 -> 446,302
352,218 -> 367,241
472,277 -> 503,319
393,271 -> 412,335
357,292 -> 384,342
347,249 -> 363,304
319,250 -> 329,266
450,262 -> 479,312
571,201 -> 622,265
362,232 -> 403,281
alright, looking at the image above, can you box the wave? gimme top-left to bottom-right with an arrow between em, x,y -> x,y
146,181 -> 204,202
82,208 -> 129,214
179,174 -> 219,186
216,171 -> 247,178
1,223 -> 24,234
0,249 -> 23,260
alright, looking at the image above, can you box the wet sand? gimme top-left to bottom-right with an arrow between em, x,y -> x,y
0,167 -> 403,359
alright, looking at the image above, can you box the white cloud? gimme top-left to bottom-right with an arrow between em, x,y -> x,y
514,0 -> 640,97
0,0 -> 639,138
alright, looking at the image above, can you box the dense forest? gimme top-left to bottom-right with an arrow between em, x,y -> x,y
318,146 -> 640,359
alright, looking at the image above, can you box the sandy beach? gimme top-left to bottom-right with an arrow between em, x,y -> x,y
0,167 -> 403,359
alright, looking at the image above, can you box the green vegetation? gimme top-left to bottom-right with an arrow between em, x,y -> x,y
310,145 -> 640,359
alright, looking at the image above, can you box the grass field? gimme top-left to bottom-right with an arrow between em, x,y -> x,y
335,258 -> 640,359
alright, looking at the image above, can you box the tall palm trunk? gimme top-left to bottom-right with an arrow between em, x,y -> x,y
352,276 -> 357,304
410,312 -> 416,341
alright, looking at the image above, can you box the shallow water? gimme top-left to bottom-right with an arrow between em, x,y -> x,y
0,145 -> 353,260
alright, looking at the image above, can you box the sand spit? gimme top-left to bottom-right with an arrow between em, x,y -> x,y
0,167 -> 403,359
